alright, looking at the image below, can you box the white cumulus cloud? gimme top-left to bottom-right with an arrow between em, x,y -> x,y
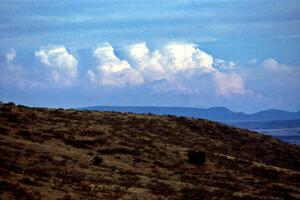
162,43 -> 215,73
127,42 -> 215,82
262,58 -> 289,71
87,42 -> 250,97
127,42 -> 248,97
6,49 -> 16,64
89,43 -> 144,86
214,59 -> 235,70
35,46 -> 78,85
127,43 -> 168,82
213,71 -> 248,97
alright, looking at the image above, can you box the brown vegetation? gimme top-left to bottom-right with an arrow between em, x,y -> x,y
0,102 -> 300,199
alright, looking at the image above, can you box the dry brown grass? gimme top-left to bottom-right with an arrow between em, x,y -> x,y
0,102 -> 300,199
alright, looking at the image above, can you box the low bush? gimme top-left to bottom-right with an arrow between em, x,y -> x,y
92,156 -> 103,166
63,138 -> 96,149
0,126 -> 8,135
148,180 -> 175,196
97,147 -> 140,156
180,187 -> 205,200
187,150 -> 206,165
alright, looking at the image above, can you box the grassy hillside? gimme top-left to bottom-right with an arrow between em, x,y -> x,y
0,103 -> 300,200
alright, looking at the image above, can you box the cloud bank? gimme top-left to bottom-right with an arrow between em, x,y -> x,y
1,42 -> 299,112
88,42 -> 247,97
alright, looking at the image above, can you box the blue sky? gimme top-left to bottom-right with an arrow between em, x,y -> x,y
0,0 -> 300,113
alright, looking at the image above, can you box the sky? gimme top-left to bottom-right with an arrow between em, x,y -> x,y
0,0 -> 300,113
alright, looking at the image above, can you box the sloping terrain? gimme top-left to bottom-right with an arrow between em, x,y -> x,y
0,103 -> 300,200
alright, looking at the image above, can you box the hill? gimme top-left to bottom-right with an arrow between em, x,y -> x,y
1,103 -> 300,199
82,106 -> 300,122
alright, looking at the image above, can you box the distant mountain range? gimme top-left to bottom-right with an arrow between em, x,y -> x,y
81,106 -> 300,122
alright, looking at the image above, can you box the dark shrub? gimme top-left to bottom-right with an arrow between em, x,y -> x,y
148,181 -> 175,196
0,127 -> 8,135
18,130 -> 31,139
252,166 -> 279,181
63,138 -> 96,149
120,174 -> 140,188
180,187 -> 205,200
20,177 -> 39,186
26,111 -> 37,120
92,156 -> 103,166
0,180 -> 40,200
187,150 -> 206,165
5,113 -> 21,123
97,147 -> 141,156
7,102 -> 16,106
